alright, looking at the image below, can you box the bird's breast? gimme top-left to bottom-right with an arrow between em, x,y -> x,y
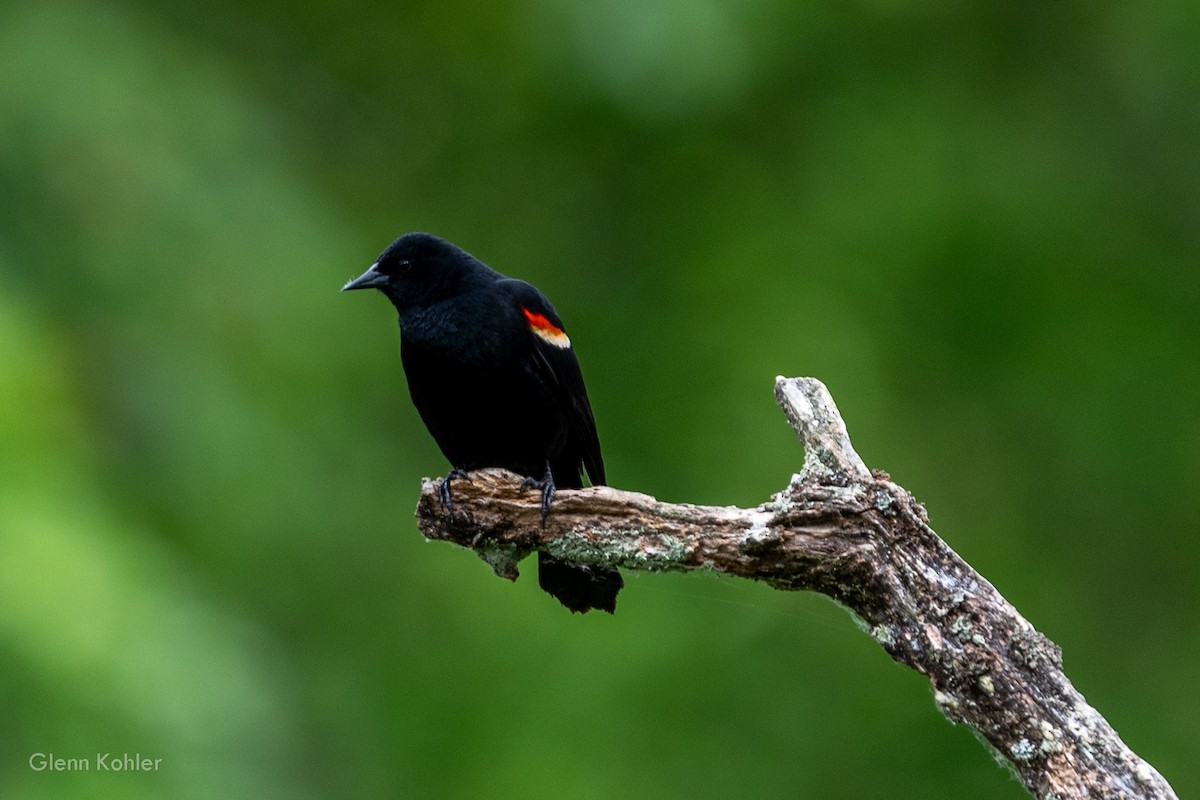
399,300 -> 520,368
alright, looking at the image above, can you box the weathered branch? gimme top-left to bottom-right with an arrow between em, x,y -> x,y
415,376 -> 1177,800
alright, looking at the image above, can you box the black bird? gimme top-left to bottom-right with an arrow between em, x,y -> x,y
342,232 -> 623,613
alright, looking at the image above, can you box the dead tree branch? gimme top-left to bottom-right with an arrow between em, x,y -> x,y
414,376 -> 1177,800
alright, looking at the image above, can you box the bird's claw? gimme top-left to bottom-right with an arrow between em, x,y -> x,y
521,463 -> 556,524
438,468 -> 472,513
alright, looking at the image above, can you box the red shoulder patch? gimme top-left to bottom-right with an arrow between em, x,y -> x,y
521,306 -> 571,348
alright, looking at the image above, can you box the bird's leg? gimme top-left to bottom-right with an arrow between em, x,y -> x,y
521,462 -> 556,523
438,467 -> 472,512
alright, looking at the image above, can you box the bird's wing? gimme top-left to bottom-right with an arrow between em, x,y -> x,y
497,278 -> 605,486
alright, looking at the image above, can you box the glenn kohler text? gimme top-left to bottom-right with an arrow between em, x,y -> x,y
29,752 -> 162,772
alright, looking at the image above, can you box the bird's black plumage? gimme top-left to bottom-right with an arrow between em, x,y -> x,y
343,232 -> 623,613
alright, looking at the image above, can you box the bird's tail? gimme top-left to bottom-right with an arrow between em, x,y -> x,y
538,552 -> 623,614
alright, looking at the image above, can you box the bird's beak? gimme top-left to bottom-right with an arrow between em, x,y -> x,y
342,263 -> 389,292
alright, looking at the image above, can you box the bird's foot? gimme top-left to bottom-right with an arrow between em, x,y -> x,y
438,468 -> 472,513
521,462 -> 556,524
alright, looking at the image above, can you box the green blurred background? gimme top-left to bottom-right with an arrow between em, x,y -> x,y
2,1 -> 1196,797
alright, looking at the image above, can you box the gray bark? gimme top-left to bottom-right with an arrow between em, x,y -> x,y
414,376 -> 1177,800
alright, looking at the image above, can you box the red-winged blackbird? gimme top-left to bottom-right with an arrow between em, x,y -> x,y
343,232 -> 623,614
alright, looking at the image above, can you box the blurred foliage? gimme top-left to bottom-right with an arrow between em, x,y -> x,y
1,0 -> 1197,797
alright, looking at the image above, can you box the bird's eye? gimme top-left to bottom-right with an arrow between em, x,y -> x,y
397,259 -> 413,274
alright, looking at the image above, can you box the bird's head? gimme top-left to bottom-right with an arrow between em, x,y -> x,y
342,232 -> 483,311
